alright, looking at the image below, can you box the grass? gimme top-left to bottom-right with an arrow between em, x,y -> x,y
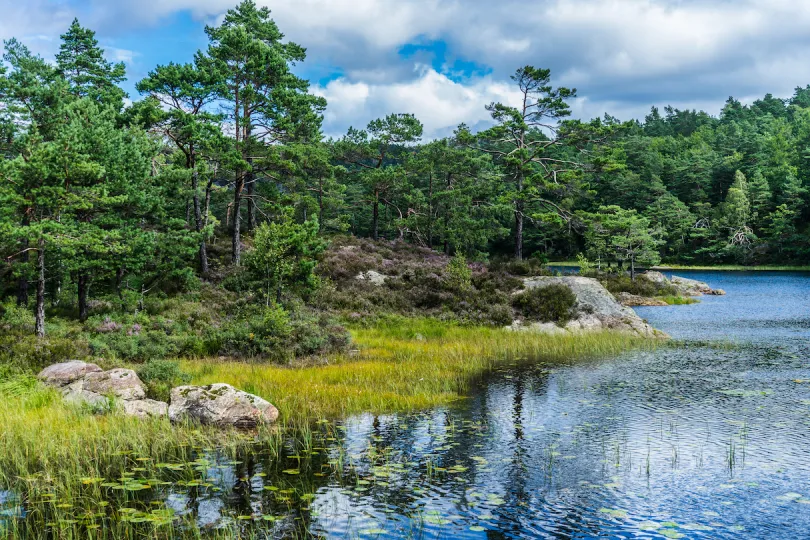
182,318 -> 649,422
0,317 -> 651,538
660,296 -> 700,306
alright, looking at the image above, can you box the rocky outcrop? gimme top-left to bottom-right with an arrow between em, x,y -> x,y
641,272 -> 725,296
508,276 -> 667,339
670,276 -> 726,296
615,292 -> 669,307
355,270 -> 387,286
168,384 -> 279,428
38,362 -> 165,418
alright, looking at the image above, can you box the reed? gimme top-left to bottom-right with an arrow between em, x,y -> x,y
183,318 -> 649,422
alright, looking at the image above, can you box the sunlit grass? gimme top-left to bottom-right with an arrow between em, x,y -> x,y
183,318 -> 649,422
660,296 -> 700,305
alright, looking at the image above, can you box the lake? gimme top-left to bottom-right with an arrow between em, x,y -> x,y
6,272 -> 810,538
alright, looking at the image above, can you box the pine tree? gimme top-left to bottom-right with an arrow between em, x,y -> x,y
56,19 -> 126,109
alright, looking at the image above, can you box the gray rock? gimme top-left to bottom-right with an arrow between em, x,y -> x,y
508,321 -> 568,335
671,275 -> 724,296
38,361 -> 102,387
82,369 -> 146,401
640,271 -> 669,285
39,363 -> 155,416
169,384 -> 279,428
508,276 -> 667,338
123,399 -> 169,419
355,270 -> 387,286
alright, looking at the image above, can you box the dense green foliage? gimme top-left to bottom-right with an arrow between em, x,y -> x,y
2,0 -> 809,363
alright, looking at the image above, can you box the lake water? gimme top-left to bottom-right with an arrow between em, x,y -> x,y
6,272 -> 810,538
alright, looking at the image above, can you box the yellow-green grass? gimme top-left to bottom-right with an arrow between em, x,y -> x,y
660,296 -> 700,305
183,319 -> 649,422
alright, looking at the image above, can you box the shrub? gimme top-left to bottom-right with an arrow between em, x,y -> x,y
137,359 -> 191,401
446,253 -> 472,291
512,284 -> 578,324
599,274 -> 678,297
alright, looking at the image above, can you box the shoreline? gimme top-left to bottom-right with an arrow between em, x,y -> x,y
549,261 -> 810,272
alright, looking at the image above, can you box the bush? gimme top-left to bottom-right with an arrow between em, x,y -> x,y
599,274 -> 678,297
512,284 -> 578,324
137,359 -> 191,401
446,254 -> 472,291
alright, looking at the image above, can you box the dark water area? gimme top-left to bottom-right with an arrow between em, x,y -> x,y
6,272 -> 810,538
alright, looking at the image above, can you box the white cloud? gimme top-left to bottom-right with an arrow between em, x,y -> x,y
7,0 -> 810,139
315,65 -> 521,139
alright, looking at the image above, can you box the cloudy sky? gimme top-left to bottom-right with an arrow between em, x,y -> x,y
3,0 -> 810,138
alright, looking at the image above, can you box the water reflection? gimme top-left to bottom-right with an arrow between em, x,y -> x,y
6,272 -> 810,538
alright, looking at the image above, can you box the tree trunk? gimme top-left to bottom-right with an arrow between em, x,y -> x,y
17,239 -> 29,306
78,273 -> 89,322
630,257 -> 636,281
35,238 -> 45,338
514,172 -> 524,260
232,172 -> 244,265
191,153 -> 209,275
201,177 -> 214,275
318,177 -> 325,231
372,190 -> 380,241
514,203 -> 524,260
246,163 -> 256,232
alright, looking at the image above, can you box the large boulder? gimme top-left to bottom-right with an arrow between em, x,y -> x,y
169,384 -> 279,428
38,361 -> 102,387
508,276 -> 667,339
640,271 -> 669,286
81,368 -> 146,401
123,399 -> 169,419
671,275 -> 725,296
38,363 -> 161,418
355,270 -> 387,286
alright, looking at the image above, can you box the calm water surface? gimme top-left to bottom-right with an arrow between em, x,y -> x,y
7,272 -> 810,538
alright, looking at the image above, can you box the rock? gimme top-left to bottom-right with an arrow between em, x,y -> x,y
169,384 -> 279,428
39,363 -> 155,416
38,361 -> 102,387
508,321 -> 568,335
82,368 -> 146,401
123,399 -> 169,419
671,275 -> 724,296
640,271 -> 669,285
508,276 -> 667,339
615,292 -> 669,307
355,270 -> 387,286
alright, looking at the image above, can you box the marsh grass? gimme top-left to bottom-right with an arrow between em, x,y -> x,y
660,296 -> 700,306
0,318 -> 649,538
183,318 -> 649,422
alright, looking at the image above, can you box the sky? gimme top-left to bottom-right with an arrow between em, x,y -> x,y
4,0 -> 810,139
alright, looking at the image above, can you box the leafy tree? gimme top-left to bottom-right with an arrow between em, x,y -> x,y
588,206 -> 662,280
247,214 -> 325,304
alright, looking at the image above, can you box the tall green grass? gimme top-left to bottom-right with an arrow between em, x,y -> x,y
184,318 -> 650,422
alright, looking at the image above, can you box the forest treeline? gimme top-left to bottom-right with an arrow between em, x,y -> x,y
2,0 -> 809,337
